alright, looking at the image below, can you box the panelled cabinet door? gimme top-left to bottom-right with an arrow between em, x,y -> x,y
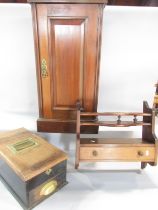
30,1 -> 107,133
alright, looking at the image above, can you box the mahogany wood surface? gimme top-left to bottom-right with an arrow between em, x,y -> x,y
80,121 -> 151,127
80,138 -> 154,146
142,101 -> 155,143
80,146 -> 155,162
37,118 -> 98,133
80,112 -> 151,116
75,101 -> 157,169
31,1 -> 106,133
29,172 -> 67,207
0,128 -> 67,181
0,158 -> 28,206
0,128 -> 68,209
0,158 -> 67,209
28,0 -> 108,3
1,0 -> 158,6
108,0 -> 158,6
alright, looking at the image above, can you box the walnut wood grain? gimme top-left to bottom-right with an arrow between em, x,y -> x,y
80,146 -> 155,162
0,128 -> 67,181
0,153 -> 67,209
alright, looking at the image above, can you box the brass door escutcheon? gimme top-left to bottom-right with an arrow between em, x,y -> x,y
41,59 -> 48,78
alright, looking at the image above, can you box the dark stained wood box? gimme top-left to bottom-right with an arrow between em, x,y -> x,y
0,128 -> 68,210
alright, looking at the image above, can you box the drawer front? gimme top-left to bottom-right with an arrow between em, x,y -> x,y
80,146 -> 155,162
29,172 -> 67,206
28,160 -> 67,190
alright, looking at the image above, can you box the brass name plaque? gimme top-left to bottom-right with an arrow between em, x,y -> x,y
8,138 -> 38,154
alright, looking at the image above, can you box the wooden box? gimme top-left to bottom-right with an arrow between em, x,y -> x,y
0,128 -> 68,210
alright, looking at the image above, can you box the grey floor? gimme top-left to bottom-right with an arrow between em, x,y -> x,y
1,150 -> 158,210
0,116 -> 158,210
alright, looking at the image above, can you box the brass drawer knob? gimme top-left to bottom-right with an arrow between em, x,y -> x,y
92,150 -> 98,156
90,139 -> 96,143
138,151 -> 144,156
40,180 -> 57,196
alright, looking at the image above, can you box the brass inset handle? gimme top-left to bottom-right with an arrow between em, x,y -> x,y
92,150 -> 98,156
138,151 -> 144,156
41,59 -> 48,78
40,180 -> 57,196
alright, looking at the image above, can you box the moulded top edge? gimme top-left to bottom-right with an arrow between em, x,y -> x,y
28,0 -> 108,4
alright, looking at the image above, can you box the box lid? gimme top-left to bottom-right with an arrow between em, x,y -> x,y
0,128 -> 67,181
28,0 -> 108,4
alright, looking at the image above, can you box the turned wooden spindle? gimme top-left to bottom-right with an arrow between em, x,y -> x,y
133,115 -> 138,123
117,115 -> 121,124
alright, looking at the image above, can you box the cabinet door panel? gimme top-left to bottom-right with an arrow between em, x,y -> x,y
49,19 -> 85,111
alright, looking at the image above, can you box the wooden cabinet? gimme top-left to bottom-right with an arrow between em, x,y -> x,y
29,0 -> 107,133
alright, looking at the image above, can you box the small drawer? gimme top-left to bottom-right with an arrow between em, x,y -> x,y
28,160 -> 67,190
29,172 -> 67,206
80,146 -> 155,162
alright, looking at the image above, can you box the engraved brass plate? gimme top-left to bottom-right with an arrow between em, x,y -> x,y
41,59 -> 48,78
40,180 -> 58,196
8,138 -> 38,154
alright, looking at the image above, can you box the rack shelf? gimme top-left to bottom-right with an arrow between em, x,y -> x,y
75,100 -> 158,170
80,121 -> 151,127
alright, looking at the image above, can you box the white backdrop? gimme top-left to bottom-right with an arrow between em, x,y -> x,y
1,4 -> 158,210
0,4 -> 158,148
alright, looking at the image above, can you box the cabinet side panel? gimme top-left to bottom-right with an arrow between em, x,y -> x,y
36,4 -> 53,118
31,4 -> 43,117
